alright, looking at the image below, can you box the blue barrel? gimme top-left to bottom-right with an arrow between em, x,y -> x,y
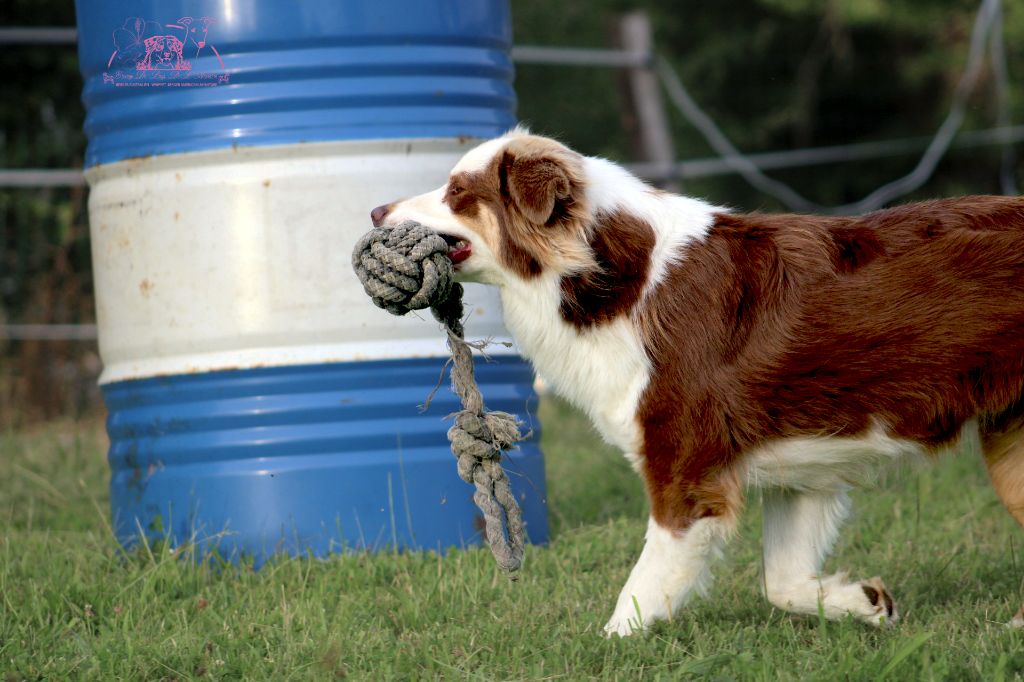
76,2 -> 516,165
74,0 -> 549,564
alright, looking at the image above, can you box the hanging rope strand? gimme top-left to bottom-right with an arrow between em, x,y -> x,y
352,221 -> 526,575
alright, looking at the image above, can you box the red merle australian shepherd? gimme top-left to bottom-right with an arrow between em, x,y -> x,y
370,128 -> 1024,636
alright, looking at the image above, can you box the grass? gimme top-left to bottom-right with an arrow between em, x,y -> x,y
2,397 -> 1023,680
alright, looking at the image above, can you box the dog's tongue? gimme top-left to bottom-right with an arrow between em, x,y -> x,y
448,242 -> 472,263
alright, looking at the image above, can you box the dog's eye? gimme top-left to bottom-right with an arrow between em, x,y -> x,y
448,185 -> 462,197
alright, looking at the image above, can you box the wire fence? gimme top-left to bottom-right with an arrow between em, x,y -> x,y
652,0 -> 1017,214
0,324 -> 97,341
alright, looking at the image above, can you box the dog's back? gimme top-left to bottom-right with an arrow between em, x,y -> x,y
717,196 -> 1024,448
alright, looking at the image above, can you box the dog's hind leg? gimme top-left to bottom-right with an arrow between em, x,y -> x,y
762,487 -> 898,625
981,416 -> 1024,627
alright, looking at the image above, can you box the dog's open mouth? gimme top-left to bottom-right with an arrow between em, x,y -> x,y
440,233 -> 472,264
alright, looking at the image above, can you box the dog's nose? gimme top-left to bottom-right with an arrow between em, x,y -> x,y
370,204 -> 391,228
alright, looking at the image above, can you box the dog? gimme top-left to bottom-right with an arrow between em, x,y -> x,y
137,35 -> 189,71
370,128 -> 1024,636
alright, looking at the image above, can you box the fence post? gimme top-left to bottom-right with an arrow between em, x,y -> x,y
617,11 -> 680,192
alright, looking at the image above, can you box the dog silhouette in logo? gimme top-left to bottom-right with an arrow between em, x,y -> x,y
174,16 -> 225,70
137,35 -> 190,70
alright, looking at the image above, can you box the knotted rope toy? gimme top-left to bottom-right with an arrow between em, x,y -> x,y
351,220 -> 526,576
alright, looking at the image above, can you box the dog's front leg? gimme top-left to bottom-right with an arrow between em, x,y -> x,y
603,412 -> 742,637
603,514 -> 734,637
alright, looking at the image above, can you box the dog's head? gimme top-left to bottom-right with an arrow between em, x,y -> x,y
371,129 -> 593,284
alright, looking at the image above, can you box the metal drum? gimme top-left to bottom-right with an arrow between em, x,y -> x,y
74,0 -> 548,562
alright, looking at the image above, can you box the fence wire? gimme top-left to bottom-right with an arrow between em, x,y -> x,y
654,0 -> 1010,214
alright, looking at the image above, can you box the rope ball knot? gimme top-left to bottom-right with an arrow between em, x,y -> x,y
351,221 -> 457,316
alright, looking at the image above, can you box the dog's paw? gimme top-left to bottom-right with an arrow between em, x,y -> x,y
602,614 -> 646,638
858,577 -> 898,626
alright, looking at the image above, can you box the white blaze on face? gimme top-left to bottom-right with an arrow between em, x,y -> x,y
386,129 -> 526,228
385,185 -> 451,228
383,133 -> 525,284
450,136 -> 509,175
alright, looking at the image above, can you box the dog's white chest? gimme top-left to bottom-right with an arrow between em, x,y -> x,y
498,280 -> 649,454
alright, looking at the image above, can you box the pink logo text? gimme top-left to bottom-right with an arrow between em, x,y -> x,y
104,16 -> 228,87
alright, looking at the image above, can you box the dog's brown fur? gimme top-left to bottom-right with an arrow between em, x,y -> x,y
630,198 -> 1024,529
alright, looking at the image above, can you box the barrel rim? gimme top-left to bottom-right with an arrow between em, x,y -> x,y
82,135 -> 495,182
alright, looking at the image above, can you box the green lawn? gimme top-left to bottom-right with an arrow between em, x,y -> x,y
2,398 -> 1023,680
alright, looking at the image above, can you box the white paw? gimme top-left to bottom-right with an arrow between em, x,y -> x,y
603,592 -> 653,638
856,577 -> 898,626
602,613 -> 646,638
769,574 -> 899,626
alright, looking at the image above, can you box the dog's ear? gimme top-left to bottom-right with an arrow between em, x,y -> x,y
500,140 -> 577,225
